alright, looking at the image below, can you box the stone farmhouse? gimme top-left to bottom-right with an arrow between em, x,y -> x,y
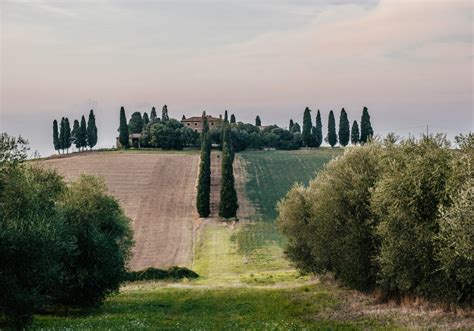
181,115 -> 223,133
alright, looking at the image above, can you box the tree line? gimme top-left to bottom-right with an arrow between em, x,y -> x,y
52,110 -> 98,154
278,133 -> 473,306
1,134 -> 132,328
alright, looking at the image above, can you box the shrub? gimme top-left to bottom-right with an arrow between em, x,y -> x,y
56,175 -> 134,307
125,267 -> 199,282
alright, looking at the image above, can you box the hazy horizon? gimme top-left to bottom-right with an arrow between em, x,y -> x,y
1,0 -> 472,157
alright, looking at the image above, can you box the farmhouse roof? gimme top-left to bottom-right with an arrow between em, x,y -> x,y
182,116 -> 222,122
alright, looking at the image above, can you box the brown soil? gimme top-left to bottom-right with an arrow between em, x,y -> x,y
42,152 -> 199,271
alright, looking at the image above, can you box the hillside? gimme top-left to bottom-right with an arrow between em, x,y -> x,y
42,151 -> 200,271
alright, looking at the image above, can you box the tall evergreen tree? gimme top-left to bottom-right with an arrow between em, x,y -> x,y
302,107 -> 313,147
79,116 -> 87,150
338,108 -> 350,147
197,116 -> 211,218
150,107 -> 157,121
59,117 -> 66,153
289,119 -> 294,131
224,110 -> 228,123
292,122 -> 301,133
255,115 -> 261,127
351,120 -> 360,145
87,109 -> 98,149
230,114 -> 236,124
219,124 -> 238,219
161,105 -> 169,121
360,107 -> 374,144
64,117 -> 72,153
327,110 -> 337,147
72,119 -> 80,149
128,112 -> 143,134
143,112 -> 149,127
314,110 -> 323,148
53,119 -> 60,154
119,107 -> 129,149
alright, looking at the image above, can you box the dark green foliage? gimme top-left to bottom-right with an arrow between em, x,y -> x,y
197,117 -> 211,218
59,117 -> 71,153
119,107 -> 129,148
351,120 -> 360,145
128,111 -> 143,134
314,110 -> 323,148
302,107 -> 312,147
79,115 -> 88,150
289,119 -> 294,131
150,107 -> 157,122
64,118 -> 72,152
72,119 -> 80,149
255,115 -> 261,127
219,124 -> 239,219
224,110 -> 228,123
360,107 -> 373,143
53,119 -> 60,153
125,267 -> 199,282
327,111 -> 337,147
162,105 -> 169,122
143,112 -> 149,126
291,122 -> 301,134
87,109 -> 98,149
338,108 -> 350,147
230,114 -> 236,124
148,119 -> 198,150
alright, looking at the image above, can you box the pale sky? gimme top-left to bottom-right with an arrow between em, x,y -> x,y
1,0 -> 473,156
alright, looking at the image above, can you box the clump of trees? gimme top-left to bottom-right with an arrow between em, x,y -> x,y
53,110 -> 98,154
1,134 -> 133,327
196,115 -> 211,217
278,134 -> 473,305
219,121 -> 239,219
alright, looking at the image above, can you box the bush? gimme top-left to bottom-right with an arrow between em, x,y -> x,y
57,175 -> 134,307
125,267 -> 199,282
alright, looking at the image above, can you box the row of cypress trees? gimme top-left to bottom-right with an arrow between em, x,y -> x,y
53,110 -> 97,154
219,117 -> 239,219
196,114 -> 211,217
301,107 -> 373,148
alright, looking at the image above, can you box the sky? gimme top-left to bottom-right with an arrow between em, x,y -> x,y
1,0 -> 473,157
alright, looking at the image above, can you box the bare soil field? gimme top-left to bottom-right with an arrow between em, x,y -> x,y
42,152 -> 200,271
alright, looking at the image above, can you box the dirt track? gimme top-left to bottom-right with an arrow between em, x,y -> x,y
42,152 -> 199,271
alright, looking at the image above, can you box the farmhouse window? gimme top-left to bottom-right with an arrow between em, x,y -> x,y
194,123 -> 197,126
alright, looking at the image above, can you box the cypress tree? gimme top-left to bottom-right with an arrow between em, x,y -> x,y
219,124 -> 238,219
119,107 -> 129,149
230,114 -> 236,124
53,119 -> 60,154
292,122 -> 301,133
161,105 -> 169,122
143,112 -> 149,127
150,107 -> 157,121
338,108 -> 350,147
79,116 -> 87,151
197,116 -> 211,218
224,110 -> 228,123
255,115 -> 261,127
327,110 -> 337,147
360,107 -> 374,144
315,110 -> 323,148
64,117 -> 72,153
351,120 -> 360,145
129,112 -> 143,134
289,119 -> 294,131
59,117 -> 66,153
87,109 -> 98,149
72,119 -> 80,149
302,107 -> 312,147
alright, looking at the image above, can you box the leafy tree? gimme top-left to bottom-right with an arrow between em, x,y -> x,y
360,106 -> 373,144
219,124 -> 238,219
118,107 -> 129,149
338,108 -> 350,147
255,115 -> 261,127
351,120 -> 360,145
87,109 -> 98,149
79,115 -> 87,150
53,120 -> 60,154
314,110 -> 323,148
161,105 -> 169,121
327,110 -> 337,147
143,112 -> 149,127
150,107 -> 157,121
128,111 -> 143,134
230,114 -> 236,124
302,107 -> 313,147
